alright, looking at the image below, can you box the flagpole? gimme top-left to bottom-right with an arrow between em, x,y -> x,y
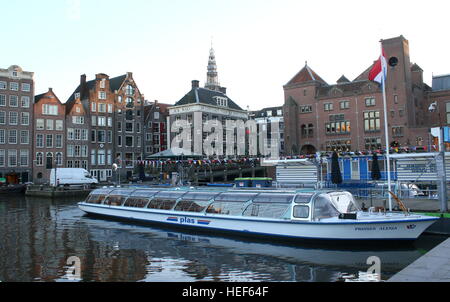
380,43 -> 393,212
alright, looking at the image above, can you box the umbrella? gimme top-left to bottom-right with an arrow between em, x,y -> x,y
331,151 -> 342,185
371,153 -> 382,181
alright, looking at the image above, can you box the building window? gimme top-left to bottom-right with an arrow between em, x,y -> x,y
100,79 -> 106,89
10,82 -> 19,91
55,120 -> 63,130
125,136 -> 133,147
91,130 -> 96,142
392,126 -> 404,137
126,122 -> 134,132
325,140 -> 351,152
118,135 -> 122,147
56,134 -> 63,148
21,112 -> 30,125
98,103 -> 106,113
9,95 -> 18,107
98,91 -> 107,100
91,149 -> 96,165
36,134 -> 44,148
91,102 -> 97,112
36,119 -> 44,130
300,105 -> 313,113
340,100 -> 350,110
98,149 -> 106,165
8,150 -> 17,167
301,124 -> 314,138
46,134 -> 53,148
21,96 -> 30,108
9,112 -> 18,125
394,95 -> 398,104
20,130 -> 29,144
125,85 -> 134,96
325,121 -> 351,135
97,130 -> 105,143
46,119 -> 54,130
0,150 -> 4,167
399,109 -> 405,117
0,111 -> 4,124
67,128 -> 74,140
0,130 -> 5,144
0,95 -> 5,106
108,104 -> 113,113
8,130 -> 17,144
91,116 -> 97,126
365,137 -> 382,150
20,150 -> 29,167
43,104 -> 58,115
72,116 -> 84,124
0,81 -> 6,90
117,121 -> 122,132
21,83 -> 31,92
365,97 -> 376,107
98,116 -> 106,126
324,103 -> 333,111
363,111 -> 380,132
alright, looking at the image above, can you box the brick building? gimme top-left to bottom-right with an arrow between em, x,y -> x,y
249,106 -> 285,156
33,88 -> 66,183
66,72 -> 145,182
0,65 -> 34,183
143,100 -> 171,158
65,92 -> 89,170
283,35 -> 431,155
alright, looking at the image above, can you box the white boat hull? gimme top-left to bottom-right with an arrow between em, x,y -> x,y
78,203 -> 438,241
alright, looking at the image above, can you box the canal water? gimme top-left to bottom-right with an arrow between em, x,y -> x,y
0,194 -> 447,282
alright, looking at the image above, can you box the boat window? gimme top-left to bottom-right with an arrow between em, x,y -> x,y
104,195 -> 127,206
214,193 -> 258,202
328,192 -> 360,213
252,194 -> 294,204
124,197 -> 149,208
110,189 -> 134,196
154,191 -> 186,200
131,190 -> 159,197
313,194 -> 340,220
206,202 -> 245,216
147,199 -> 177,210
294,193 -> 314,204
242,203 -> 290,219
174,200 -> 211,213
293,205 -> 310,219
181,192 -> 218,201
86,194 -> 106,204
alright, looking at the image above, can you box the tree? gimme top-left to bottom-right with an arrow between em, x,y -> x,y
371,153 -> 382,181
331,151 -> 343,185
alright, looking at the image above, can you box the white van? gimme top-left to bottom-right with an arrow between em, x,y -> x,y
49,168 -> 98,187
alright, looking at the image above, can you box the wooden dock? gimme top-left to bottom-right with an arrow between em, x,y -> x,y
388,238 -> 450,282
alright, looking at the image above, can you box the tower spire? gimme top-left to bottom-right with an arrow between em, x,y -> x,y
205,44 -> 221,91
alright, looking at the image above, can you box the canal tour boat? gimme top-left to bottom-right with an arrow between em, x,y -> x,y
78,187 -> 439,241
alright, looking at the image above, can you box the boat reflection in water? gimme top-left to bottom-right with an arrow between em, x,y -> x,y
80,214 -> 428,282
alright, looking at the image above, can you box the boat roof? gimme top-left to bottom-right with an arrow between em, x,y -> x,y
91,186 -> 345,196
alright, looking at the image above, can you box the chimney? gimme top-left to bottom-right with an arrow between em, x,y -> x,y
80,74 -> 86,86
219,87 -> 227,95
192,80 -> 200,89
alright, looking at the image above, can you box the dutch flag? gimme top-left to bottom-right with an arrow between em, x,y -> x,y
368,48 -> 388,86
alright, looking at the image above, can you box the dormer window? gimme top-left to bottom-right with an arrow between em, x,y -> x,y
214,96 -> 228,107
75,92 -> 80,99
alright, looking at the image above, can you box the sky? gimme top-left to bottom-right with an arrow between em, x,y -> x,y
2,0 -> 450,111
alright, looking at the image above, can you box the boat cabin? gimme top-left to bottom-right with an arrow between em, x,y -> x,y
84,188 -> 360,222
